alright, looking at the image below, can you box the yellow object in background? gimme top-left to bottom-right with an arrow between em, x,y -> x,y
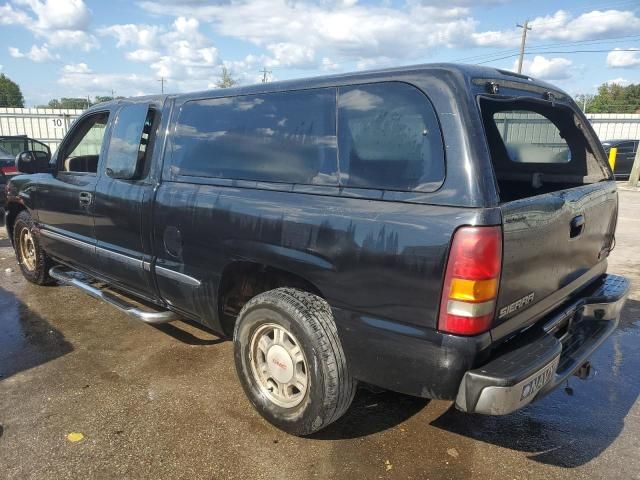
609,147 -> 617,171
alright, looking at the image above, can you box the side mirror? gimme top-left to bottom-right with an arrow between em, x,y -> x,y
16,150 -> 52,174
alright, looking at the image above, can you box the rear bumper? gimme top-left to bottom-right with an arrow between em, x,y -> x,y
455,274 -> 630,415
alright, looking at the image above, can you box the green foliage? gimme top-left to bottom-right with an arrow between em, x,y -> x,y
582,83 -> 640,114
0,74 -> 25,108
216,66 -> 238,88
93,95 -> 125,104
45,97 -> 91,109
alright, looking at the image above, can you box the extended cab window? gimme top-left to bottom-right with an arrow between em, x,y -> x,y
105,104 -> 156,180
171,88 -> 337,185
338,83 -> 444,192
60,112 -> 109,174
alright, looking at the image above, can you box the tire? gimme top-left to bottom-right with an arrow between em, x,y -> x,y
12,211 -> 54,285
234,287 -> 356,436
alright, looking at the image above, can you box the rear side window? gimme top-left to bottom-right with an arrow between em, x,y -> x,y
338,83 -> 444,192
171,88 -> 337,185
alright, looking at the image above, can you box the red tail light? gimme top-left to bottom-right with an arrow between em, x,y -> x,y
438,226 -> 502,336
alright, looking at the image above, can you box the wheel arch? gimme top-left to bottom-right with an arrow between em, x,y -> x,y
5,201 -> 27,245
217,260 -> 326,337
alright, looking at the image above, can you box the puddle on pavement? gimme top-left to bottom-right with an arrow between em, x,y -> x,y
0,286 -> 73,380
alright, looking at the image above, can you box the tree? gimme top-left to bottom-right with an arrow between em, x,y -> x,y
0,74 -> 25,108
44,97 -> 90,109
574,93 -> 594,113
216,66 -> 238,88
585,82 -> 640,114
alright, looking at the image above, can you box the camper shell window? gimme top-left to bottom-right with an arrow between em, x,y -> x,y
480,97 -> 609,202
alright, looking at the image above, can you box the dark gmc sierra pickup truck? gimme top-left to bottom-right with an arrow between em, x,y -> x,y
4,64 -> 630,435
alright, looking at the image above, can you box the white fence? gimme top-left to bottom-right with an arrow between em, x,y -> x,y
0,107 -> 83,152
1,108 -> 639,155
586,114 -> 640,141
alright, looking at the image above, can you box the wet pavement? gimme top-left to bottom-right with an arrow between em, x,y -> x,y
0,189 -> 639,480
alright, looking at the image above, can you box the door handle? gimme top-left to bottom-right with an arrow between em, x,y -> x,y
79,191 -> 93,207
570,214 -> 585,238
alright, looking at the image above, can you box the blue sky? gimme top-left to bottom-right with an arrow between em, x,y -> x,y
1,0 -> 639,106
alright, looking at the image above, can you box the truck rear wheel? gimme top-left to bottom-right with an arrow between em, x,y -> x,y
233,288 -> 356,436
12,211 -> 54,285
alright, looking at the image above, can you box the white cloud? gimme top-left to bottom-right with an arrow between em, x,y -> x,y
605,77 -> 631,87
514,55 -> 573,80
472,9 -> 640,47
0,3 -> 31,25
62,63 -> 91,74
98,24 -> 161,49
126,49 -> 162,63
8,44 -> 58,62
0,0 -> 99,51
138,0 -> 477,64
27,0 -> 91,31
265,43 -> 315,68
607,48 -> 640,68
58,63 -> 151,96
321,57 -> 339,71
99,17 -> 222,91
48,30 -> 99,51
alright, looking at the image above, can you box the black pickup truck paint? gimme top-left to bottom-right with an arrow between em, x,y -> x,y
4,64 -> 630,434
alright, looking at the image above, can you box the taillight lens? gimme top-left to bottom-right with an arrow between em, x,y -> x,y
438,226 -> 502,336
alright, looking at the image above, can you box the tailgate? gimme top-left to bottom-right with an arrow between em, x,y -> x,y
477,92 -> 617,339
496,181 -> 617,333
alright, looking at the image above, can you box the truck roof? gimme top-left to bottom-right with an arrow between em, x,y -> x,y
88,62 -> 568,111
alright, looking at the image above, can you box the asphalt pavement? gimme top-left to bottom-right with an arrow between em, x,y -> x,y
1,188 -> 639,480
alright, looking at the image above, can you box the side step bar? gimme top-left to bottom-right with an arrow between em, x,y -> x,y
49,266 -> 178,324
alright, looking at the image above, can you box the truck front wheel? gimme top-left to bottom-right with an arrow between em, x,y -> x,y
233,288 -> 356,436
12,211 -> 54,285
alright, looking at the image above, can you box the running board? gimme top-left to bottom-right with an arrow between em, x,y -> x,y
49,266 -> 178,324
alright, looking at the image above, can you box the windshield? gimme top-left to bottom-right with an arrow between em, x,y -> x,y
0,146 -> 14,162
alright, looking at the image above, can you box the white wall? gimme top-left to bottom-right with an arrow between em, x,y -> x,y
0,107 -> 83,152
586,114 -> 640,141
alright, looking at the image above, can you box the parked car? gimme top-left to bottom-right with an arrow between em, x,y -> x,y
4,64 -> 629,435
602,139 -> 639,179
0,145 -> 16,219
0,135 -> 50,160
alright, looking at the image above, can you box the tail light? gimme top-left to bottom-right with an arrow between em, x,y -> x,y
438,226 -> 502,336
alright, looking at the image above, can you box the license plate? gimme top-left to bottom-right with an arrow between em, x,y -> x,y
520,359 -> 558,401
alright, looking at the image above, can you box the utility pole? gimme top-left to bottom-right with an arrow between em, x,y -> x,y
260,67 -> 272,83
516,20 -> 532,74
158,77 -> 165,94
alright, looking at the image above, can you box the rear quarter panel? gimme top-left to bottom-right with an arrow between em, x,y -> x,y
151,181 -> 500,332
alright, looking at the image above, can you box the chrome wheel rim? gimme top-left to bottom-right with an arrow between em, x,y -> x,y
249,322 -> 309,408
19,227 -> 37,272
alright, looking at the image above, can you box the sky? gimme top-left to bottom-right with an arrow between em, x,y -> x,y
0,0 -> 639,106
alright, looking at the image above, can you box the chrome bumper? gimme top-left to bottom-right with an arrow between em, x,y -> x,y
455,274 -> 630,415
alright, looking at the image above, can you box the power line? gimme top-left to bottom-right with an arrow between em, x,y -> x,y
453,34 -> 640,64
476,48 -> 640,65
